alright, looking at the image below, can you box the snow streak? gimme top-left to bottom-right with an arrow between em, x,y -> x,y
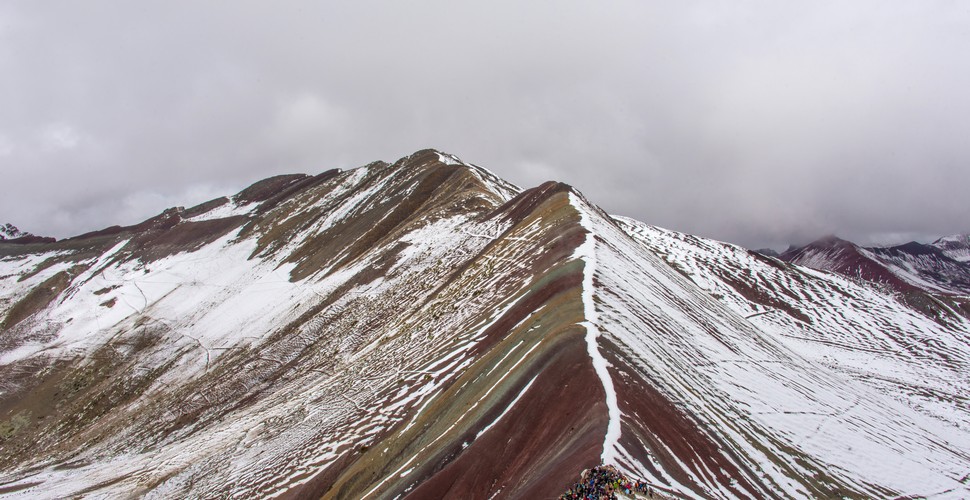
570,193 -> 622,464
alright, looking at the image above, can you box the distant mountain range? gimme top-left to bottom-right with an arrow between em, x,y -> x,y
778,234 -> 970,295
1,150 -> 968,499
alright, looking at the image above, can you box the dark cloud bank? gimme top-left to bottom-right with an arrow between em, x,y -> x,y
1,1 -> 968,250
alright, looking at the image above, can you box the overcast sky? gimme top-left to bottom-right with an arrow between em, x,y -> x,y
2,1 -> 968,249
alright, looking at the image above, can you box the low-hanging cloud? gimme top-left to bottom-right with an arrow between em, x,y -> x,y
1,1 -> 968,249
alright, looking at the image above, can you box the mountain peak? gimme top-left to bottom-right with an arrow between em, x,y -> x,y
889,240 -> 943,256
932,232 -> 970,263
933,232 -> 970,245
779,234 -> 862,266
807,234 -> 855,248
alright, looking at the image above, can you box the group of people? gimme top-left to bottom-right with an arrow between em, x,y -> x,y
559,465 -> 654,499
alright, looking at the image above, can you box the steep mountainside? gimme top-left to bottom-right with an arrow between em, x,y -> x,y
1,150 -> 968,499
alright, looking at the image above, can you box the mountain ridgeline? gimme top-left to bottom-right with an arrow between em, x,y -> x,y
1,150 -> 968,499
780,234 -> 970,296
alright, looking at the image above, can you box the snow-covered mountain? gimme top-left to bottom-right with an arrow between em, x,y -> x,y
0,224 -> 53,245
0,224 -> 23,240
0,224 -> 31,241
933,233 -> 970,263
1,150 -> 968,499
781,235 -> 970,296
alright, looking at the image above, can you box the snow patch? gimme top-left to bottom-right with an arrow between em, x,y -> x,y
184,199 -> 258,222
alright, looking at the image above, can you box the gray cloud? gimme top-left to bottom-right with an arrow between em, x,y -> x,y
1,1 -> 968,249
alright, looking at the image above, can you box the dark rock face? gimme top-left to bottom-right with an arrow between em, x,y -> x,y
1,150 -> 968,499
